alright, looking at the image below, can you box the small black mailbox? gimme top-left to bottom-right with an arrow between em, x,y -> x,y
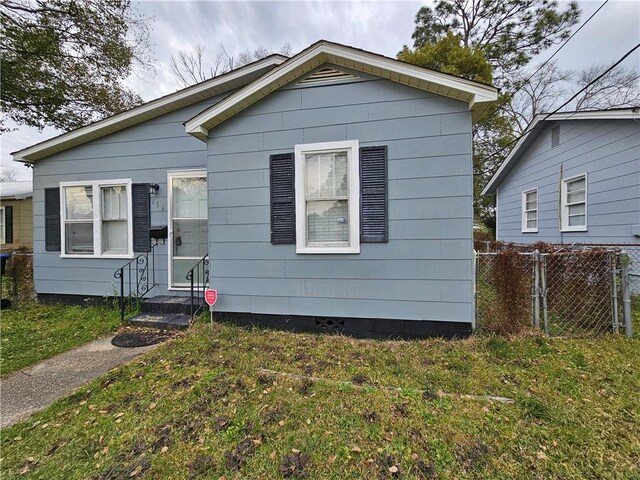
149,225 -> 168,239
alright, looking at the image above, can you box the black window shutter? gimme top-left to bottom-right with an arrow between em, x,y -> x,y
44,188 -> 61,251
270,153 -> 296,244
132,183 -> 151,252
4,205 -> 13,244
360,146 -> 388,243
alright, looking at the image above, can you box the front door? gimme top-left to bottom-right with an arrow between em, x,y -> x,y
168,171 -> 208,288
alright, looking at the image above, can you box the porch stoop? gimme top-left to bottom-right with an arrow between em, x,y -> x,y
124,296 -> 204,331
140,295 -> 200,315
125,312 -> 190,330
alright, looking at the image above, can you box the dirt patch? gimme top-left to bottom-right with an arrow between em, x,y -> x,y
214,416 -> 232,431
422,390 -> 439,401
376,454 -> 402,479
262,408 -> 283,426
224,437 -> 258,471
293,352 -> 311,363
188,454 -> 213,479
111,330 -> 173,348
297,378 -> 314,395
413,460 -> 437,478
362,410 -> 380,424
279,451 -> 309,478
351,373 -> 369,385
456,440 -> 490,470
131,438 -> 147,455
170,376 -> 195,391
151,425 -> 172,453
46,437 -> 70,456
175,416 -> 205,440
392,402 -> 409,418
257,371 -> 273,386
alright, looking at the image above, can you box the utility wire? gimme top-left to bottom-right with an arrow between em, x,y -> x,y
475,42 -> 640,174
519,0 -> 609,91
476,0 -> 609,126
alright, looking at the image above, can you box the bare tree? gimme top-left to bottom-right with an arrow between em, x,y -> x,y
170,43 -> 235,88
572,65 -> 640,111
0,168 -> 18,182
505,61 -> 640,132
506,62 -> 573,133
170,43 -> 293,87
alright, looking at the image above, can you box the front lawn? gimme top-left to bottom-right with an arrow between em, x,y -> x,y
1,318 -> 638,479
0,304 -> 121,377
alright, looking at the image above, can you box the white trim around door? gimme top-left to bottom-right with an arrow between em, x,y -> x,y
167,170 -> 208,290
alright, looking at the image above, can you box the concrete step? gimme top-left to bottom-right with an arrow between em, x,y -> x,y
141,295 -> 202,315
125,313 -> 190,331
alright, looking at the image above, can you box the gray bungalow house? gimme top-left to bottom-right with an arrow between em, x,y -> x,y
13,41 -> 497,337
483,108 -> 640,244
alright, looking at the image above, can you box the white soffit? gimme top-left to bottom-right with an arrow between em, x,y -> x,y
185,41 -> 498,142
12,55 -> 288,163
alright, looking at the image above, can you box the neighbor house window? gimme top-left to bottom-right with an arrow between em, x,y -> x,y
561,174 -> 587,231
522,188 -> 538,233
294,140 -> 360,253
61,180 -> 133,257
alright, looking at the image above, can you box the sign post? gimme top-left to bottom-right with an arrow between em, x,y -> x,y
204,289 -> 217,332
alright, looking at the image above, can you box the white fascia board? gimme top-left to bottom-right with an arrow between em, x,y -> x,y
186,42 -> 498,139
13,56 -> 287,163
481,108 -> 640,196
481,119 -> 540,196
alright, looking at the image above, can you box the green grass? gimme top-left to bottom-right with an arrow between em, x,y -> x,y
0,304 -> 121,377
1,313 -> 639,479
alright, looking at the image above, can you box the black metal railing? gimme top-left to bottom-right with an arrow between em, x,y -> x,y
114,244 -> 158,321
187,254 -> 209,321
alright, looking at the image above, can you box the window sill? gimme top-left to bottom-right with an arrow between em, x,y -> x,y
60,254 -> 134,259
296,245 -> 360,254
560,227 -> 588,233
522,229 -> 538,233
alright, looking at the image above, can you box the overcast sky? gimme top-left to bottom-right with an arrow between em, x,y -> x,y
2,0 -> 639,180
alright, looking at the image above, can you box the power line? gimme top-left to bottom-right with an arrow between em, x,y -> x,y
475,42 -> 640,174
513,1 -> 609,98
476,0 -> 609,126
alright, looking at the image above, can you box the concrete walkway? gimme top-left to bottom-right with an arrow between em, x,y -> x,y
0,336 -> 159,429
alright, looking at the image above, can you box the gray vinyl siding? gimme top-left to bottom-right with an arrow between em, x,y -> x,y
497,119 -> 640,244
207,73 -> 474,323
32,93 -> 232,298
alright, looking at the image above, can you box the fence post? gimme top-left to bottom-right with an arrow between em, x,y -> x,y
533,250 -> 541,329
472,250 -> 477,331
620,251 -> 633,338
541,253 -> 549,334
611,252 -> 620,334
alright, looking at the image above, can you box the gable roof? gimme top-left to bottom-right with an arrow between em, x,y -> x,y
0,181 -> 33,199
12,54 -> 288,163
185,40 -> 498,141
482,107 -> 640,195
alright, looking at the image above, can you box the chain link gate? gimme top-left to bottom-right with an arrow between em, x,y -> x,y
475,249 -> 633,337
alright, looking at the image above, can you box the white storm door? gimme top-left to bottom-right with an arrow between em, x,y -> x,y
168,171 -> 208,288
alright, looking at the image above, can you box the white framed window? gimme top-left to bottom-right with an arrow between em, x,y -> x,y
561,173 -> 587,232
521,188 -> 538,233
60,179 -> 133,258
0,206 -> 5,244
294,140 -> 360,254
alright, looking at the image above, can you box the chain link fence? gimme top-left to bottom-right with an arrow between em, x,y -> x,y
475,244 -> 634,337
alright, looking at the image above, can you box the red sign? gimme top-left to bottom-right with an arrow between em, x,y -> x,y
204,289 -> 217,306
